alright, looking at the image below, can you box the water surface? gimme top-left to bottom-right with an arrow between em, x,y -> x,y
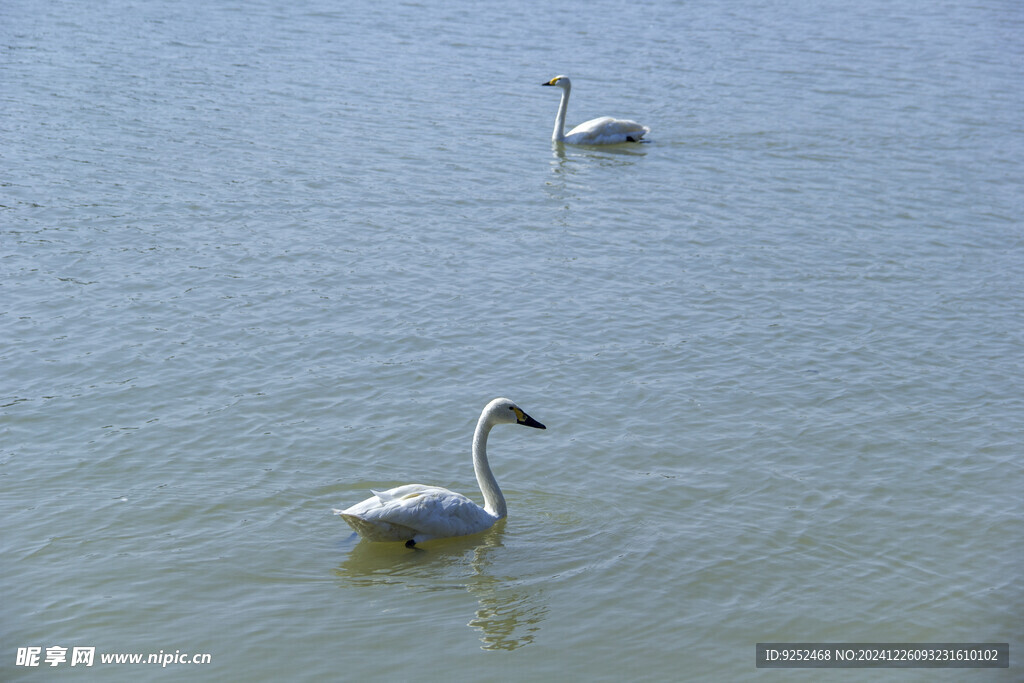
3,0 -> 1022,680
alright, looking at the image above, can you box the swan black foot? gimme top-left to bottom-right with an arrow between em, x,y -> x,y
626,136 -> 637,142
405,539 -> 416,548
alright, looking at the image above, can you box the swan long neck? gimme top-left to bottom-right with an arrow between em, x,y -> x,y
472,413 -> 506,519
552,84 -> 570,142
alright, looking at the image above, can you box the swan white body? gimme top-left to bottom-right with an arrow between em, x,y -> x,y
543,75 -> 650,144
334,398 -> 545,545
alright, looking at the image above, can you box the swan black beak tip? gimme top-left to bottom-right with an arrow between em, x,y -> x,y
521,415 -> 546,430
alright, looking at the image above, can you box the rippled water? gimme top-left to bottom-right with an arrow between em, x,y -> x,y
3,0 -> 1022,680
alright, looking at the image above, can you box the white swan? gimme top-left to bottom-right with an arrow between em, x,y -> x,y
334,398 -> 545,547
542,75 -> 650,145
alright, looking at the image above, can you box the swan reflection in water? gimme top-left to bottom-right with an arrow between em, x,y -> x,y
547,141 -> 649,191
334,524 -> 547,650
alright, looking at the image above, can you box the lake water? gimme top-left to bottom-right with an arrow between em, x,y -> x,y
2,0 -> 1022,680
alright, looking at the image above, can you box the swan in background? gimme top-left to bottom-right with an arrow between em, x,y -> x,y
542,75 -> 650,145
334,398 -> 546,547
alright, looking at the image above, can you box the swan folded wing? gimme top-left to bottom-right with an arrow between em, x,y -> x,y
336,512 -> 419,542
566,116 -> 650,145
337,485 -> 497,542
370,484 -> 433,503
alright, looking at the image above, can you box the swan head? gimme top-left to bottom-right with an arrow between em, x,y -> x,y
484,397 -> 546,429
542,75 -> 571,90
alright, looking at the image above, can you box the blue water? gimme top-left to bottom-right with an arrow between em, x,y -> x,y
3,0 -> 1022,680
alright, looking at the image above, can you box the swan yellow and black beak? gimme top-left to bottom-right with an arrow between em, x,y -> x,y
513,406 -> 546,429
542,78 -> 559,86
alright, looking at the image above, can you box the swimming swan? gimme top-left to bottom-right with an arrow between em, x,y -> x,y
542,75 -> 650,144
334,398 -> 545,547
